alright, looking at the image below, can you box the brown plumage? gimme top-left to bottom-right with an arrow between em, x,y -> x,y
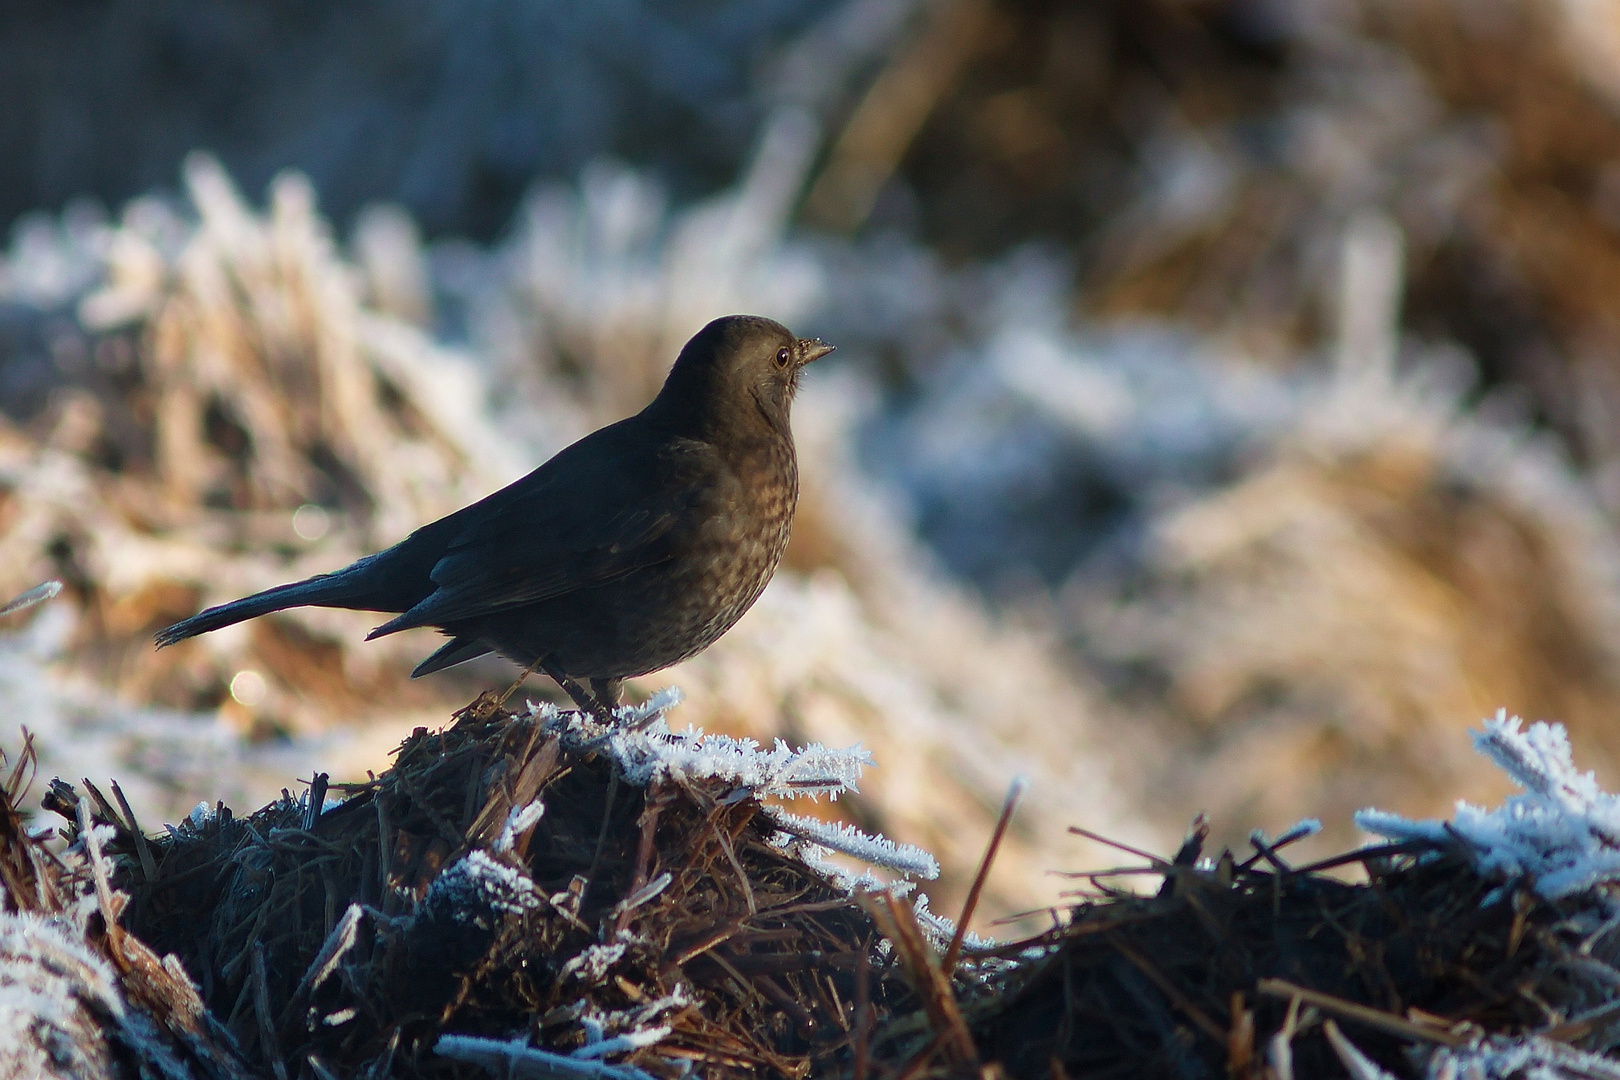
155,315 -> 833,716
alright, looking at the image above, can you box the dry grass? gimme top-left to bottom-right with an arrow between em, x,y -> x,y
53,697 -> 925,1078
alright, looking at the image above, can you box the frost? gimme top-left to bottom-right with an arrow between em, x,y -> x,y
615,687 -> 684,729
1322,1021 -> 1398,1080
424,850 -> 544,918
625,985 -> 690,1027
531,693 -> 874,801
1357,711 -> 1620,902
1251,819 -> 1322,852
435,1034 -> 660,1080
570,1026 -> 671,1060
294,904 -> 364,998
494,799 -> 546,854
764,807 -> 939,879
785,841 -> 913,897
530,693 -> 944,894
0,912 -> 124,1078
1420,1034 -> 1620,1079
559,935 -> 631,986
437,1005 -> 677,1080
612,873 -> 672,918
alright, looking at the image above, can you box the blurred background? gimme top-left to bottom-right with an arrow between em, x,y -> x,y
4,0 -> 1620,929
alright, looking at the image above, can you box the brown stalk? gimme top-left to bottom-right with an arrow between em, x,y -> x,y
859,888 -> 977,1068
943,775 -> 1025,976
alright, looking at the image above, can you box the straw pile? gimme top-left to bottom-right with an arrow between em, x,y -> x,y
0,736 -> 250,1079
966,834 -> 1620,1079
12,704 -> 1620,1078
40,690 -> 951,1079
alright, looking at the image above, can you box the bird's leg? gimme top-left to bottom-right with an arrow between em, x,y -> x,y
590,678 -> 624,716
540,659 -> 615,725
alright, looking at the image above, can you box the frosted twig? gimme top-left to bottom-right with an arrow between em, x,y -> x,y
1421,1034 -> 1620,1080
435,1035 -> 659,1080
0,580 -> 61,617
787,841 -> 914,896
570,1027 -> 671,1060
909,893 -> 996,955
73,800 -> 118,930
614,687 -> 684,729
424,850 -> 544,917
764,807 -> 939,879
292,904 -> 363,999
1357,711 -> 1620,902
1260,819 -> 1322,849
532,693 -> 874,800
559,939 -> 629,985
611,873 -> 672,918
494,799 -> 546,854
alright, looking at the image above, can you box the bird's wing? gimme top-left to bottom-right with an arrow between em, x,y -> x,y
366,427 -> 716,638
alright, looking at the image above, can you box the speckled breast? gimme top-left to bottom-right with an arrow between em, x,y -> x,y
513,435 -> 800,680
614,448 -> 799,676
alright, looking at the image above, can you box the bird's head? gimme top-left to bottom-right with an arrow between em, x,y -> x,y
655,315 -> 835,434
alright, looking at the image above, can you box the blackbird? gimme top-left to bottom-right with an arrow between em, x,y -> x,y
155,314 -> 833,717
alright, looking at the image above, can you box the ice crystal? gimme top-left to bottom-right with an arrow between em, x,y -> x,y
424,850 -> 544,918
0,912 -> 124,1078
559,935 -> 631,986
296,904 -> 363,998
530,691 -> 946,893
1357,711 -> 1620,902
764,807 -> 938,879
531,691 -> 874,801
1420,1034 -> 1620,1079
570,1026 -> 671,1060
494,799 -> 546,854
435,1034 -> 660,1080
783,840 -> 914,897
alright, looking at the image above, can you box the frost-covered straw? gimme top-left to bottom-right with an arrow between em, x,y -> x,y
1357,710 -> 1620,903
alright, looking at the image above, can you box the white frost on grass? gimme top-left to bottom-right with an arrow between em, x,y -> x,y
786,842 -> 911,897
909,893 -> 991,957
764,807 -> 939,880
1420,1034 -> 1620,1079
294,904 -> 364,999
436,995 -> 681,1080
494,799 -> 546,854
569,1026 -> 672,1061
614,687 -> 685,729
531,690 -> 947,893
0,912 -> 124,1079
435,1034 -> 661,1080
1357,711 -> 1620,903
559,935 -> 631,987
531,691 -> 874,801
0,800 -> 201,1079
424,849 -> 544,918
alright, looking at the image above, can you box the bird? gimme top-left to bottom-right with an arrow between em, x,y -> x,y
155,314 -> 833,720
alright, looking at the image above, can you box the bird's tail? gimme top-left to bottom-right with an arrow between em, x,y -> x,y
154,569 -> 376,647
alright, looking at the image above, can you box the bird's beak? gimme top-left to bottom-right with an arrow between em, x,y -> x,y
798,338 -> 836,365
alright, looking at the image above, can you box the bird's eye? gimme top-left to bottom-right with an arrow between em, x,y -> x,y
775,347 -> 791,367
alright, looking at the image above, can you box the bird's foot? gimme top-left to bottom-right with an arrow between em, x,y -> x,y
541,661 -> 617,725
591,678 -> 624,715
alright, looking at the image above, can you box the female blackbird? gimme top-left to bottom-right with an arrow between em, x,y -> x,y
156,315 -> 834,717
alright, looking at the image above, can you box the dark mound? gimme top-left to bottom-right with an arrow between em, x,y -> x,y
46,696 -> 921,1079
